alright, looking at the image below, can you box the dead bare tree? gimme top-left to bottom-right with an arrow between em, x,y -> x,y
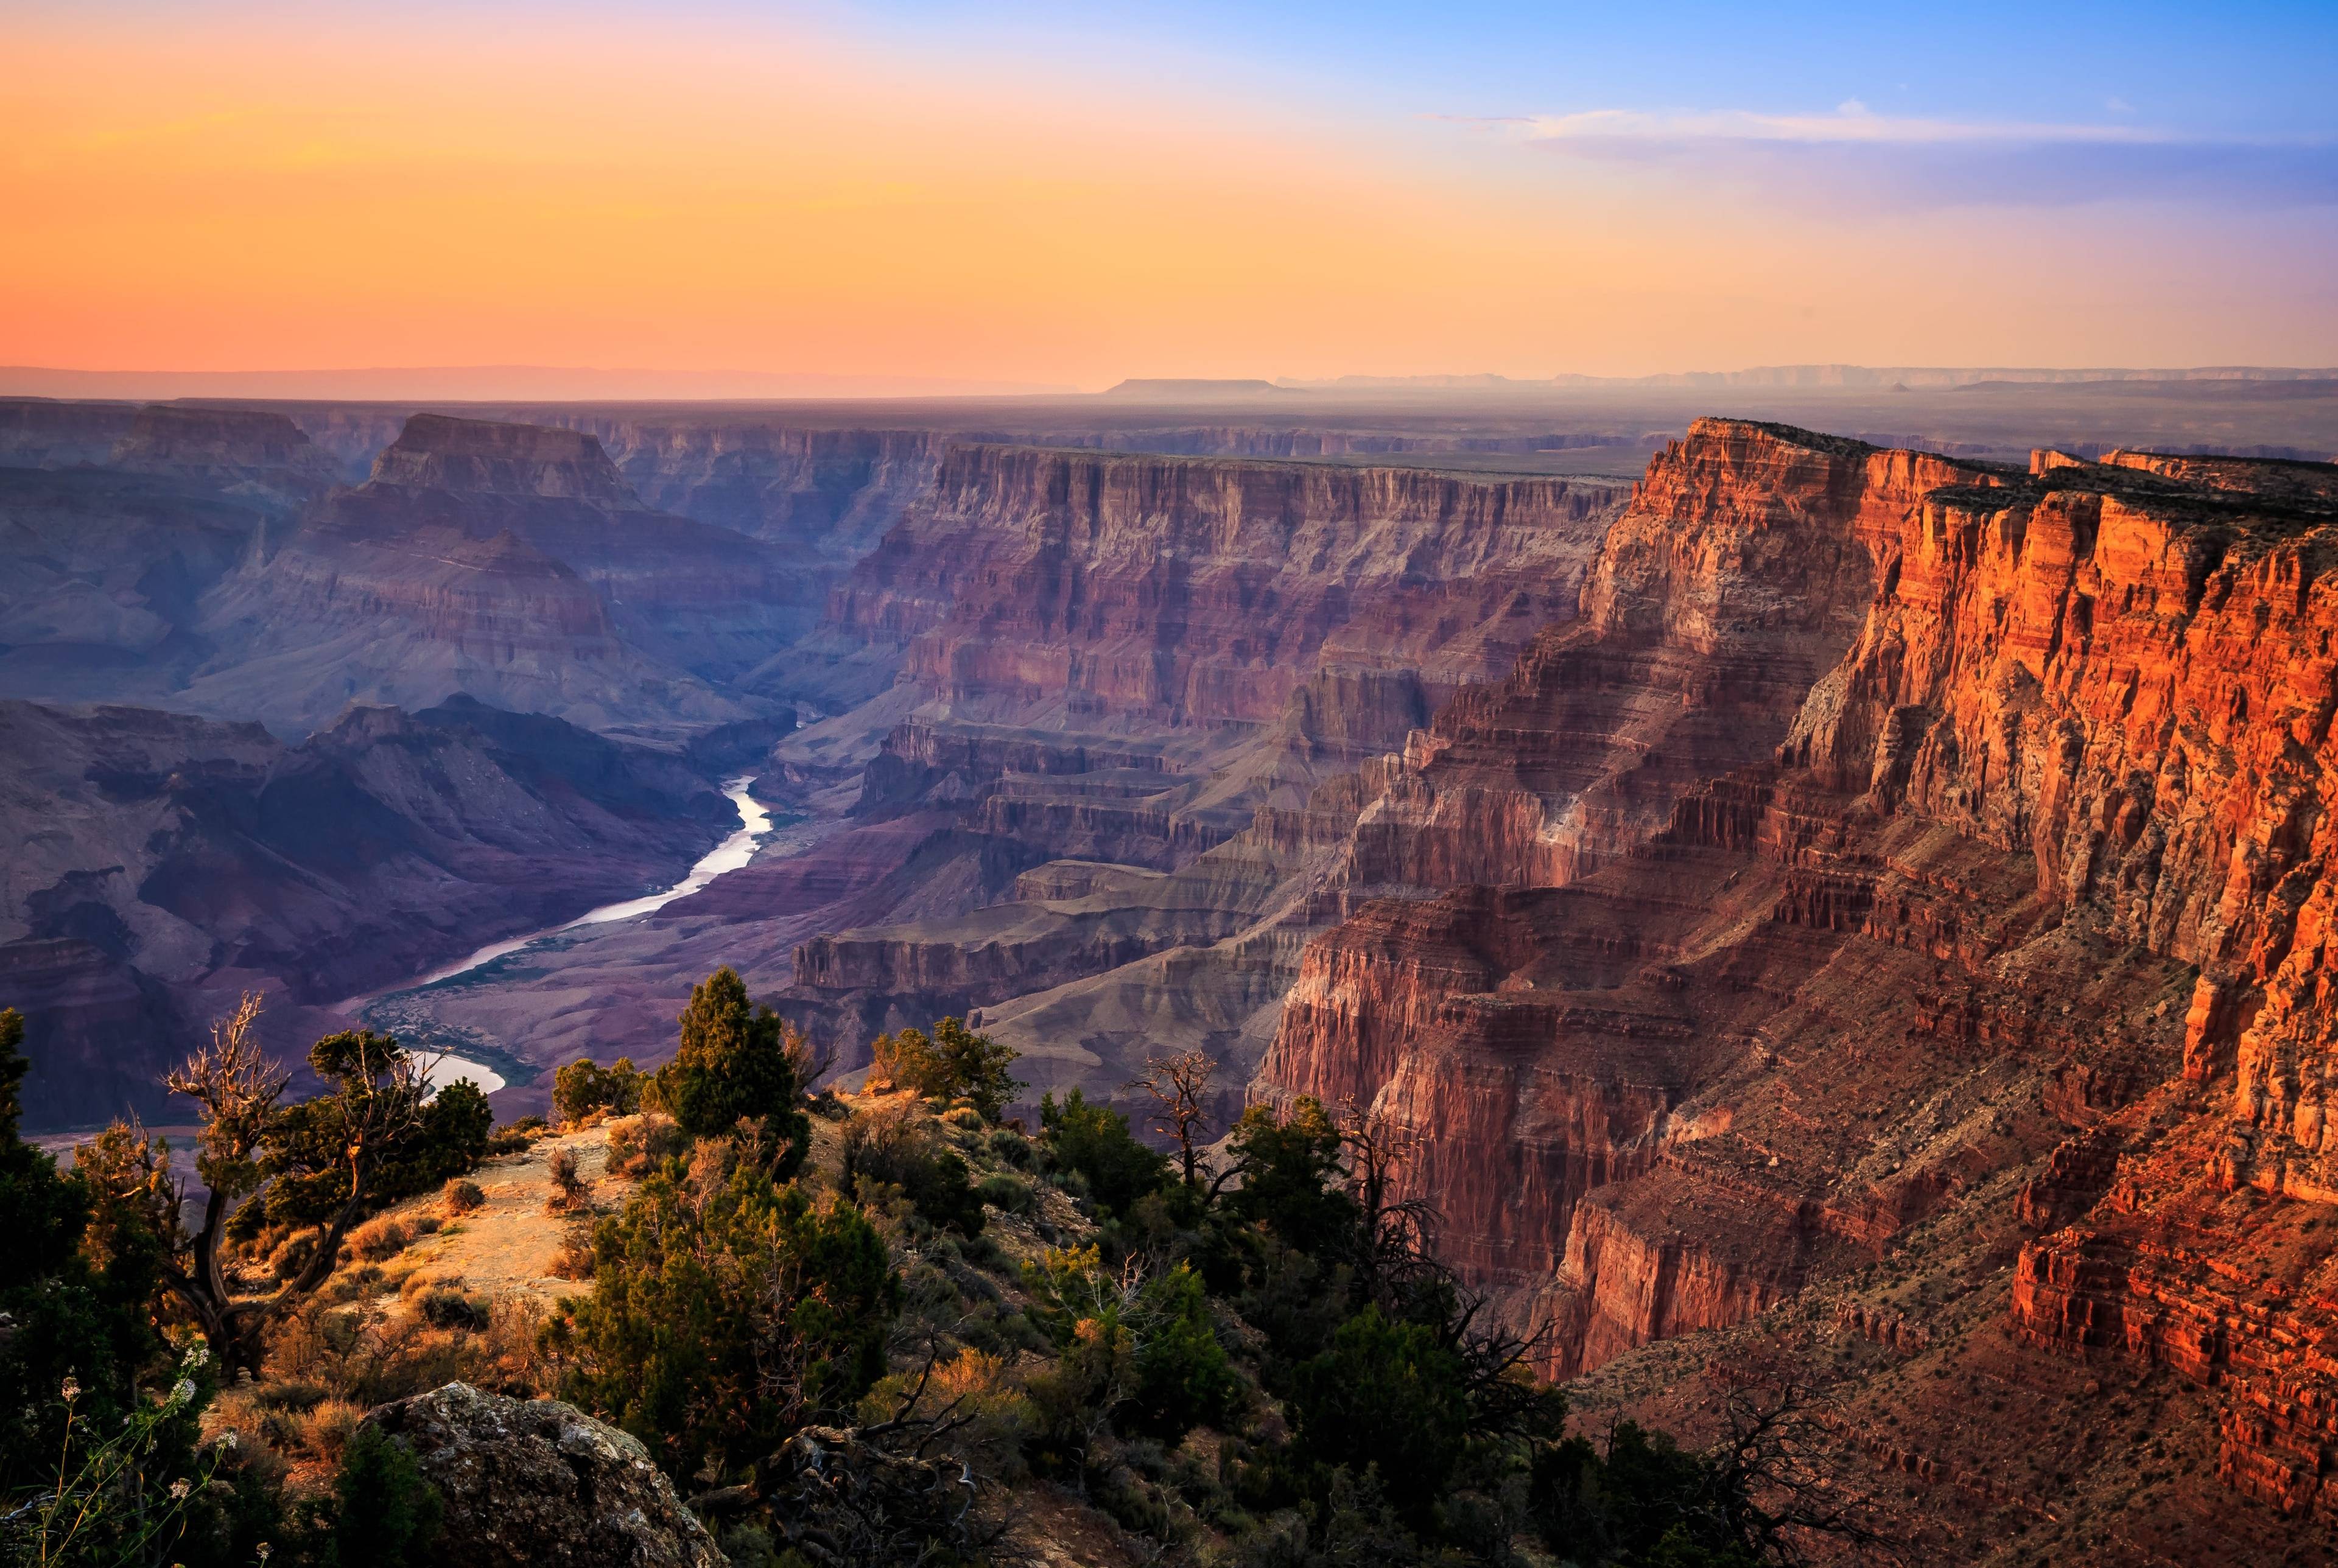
1699,1381 -> 1901,1567
145,995 -> 430,1373
1334,1102 -> 1442,1309
782,1018 -> 840,1095
1332,1101 -> 1560,1429
1126,1049 -> 1215,1192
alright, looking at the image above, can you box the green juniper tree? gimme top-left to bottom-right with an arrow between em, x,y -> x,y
653,968 -> 811,1173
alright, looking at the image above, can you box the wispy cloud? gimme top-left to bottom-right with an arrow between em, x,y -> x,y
1496,102 -> 2172,147
1433,103 -> 2338,212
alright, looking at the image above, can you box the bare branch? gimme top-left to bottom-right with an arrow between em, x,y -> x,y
1126,1049 -> 1215,1191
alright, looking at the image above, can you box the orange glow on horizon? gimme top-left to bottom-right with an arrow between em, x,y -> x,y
2,8 -> 2326,387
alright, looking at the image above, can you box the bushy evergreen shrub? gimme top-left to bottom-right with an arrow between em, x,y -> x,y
1037,1088 -> 1168,1218
560,1147 -> 897,1480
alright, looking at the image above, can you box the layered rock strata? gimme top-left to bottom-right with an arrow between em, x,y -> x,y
1251,419 -> 2338,1541
827,443 -> 1618,728
773,450 -> 1626,1074
0,403 -> 342,703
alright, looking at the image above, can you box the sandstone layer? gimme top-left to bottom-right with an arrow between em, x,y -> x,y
0,402 -> 340,704
767,449 -> 1627,1077
826,443 -> 1618,727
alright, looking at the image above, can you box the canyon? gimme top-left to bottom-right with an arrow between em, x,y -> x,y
7,383 -> 2338,1558
0,694 -> 731,1127
348,443 -> 1631,1108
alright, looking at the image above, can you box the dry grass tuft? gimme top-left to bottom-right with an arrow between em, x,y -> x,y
348,1214 -> 415,1262
603,1112 -> 687,1178
547,1224 -> 597,1281
289,1398 -> 367,1466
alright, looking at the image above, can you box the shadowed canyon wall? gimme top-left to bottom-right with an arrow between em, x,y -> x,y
825,443 -> 1620,727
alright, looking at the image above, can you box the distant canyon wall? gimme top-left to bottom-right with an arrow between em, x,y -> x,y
826,442 -> 1621,729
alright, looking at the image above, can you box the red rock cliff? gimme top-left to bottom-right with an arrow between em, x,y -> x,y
1256,418 -> 2338,1530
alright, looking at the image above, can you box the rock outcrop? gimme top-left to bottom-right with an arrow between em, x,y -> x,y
558,419 -> 944,562
365,1383 -> 726,1568
767,449 -> 1626,1075
107,405 -> 339,503
0,403 -> 343,704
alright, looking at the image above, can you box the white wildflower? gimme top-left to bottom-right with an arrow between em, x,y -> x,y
170,1479 -> 192,1501
59,1377 -> 80,1402
170,1377 -> 196,1408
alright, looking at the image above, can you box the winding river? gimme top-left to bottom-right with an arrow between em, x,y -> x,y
402,776 -> 774,1094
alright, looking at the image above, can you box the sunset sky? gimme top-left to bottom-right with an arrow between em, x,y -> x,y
5,1 -> 2336,391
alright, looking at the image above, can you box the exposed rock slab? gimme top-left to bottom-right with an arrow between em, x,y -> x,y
365,1382 -> 726,1568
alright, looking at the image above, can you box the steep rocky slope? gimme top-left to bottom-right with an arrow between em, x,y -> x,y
767,449 -> 1627,1068
823,443 -> 1616,726
1248,419 -> 2338,1556
0,405 -> 817,739
0,695 -> 731,1129
345,450 -> 1626,1110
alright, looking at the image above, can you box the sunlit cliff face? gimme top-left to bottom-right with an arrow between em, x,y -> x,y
5,3 -> 2334,387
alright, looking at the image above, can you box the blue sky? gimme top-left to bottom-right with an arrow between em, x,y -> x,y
825,0 -> 2338,210
831,0 -> 2338,136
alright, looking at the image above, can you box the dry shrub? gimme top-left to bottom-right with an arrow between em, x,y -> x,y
348,1214 -> 414,1262
322,1263 -> 387,1307
269,1291 -> 555,1410
199,1387 -> 292,1491
291,1398 -> 367,1466
547,1224 -> 597,1281
418,1286 -> 491,1331
265,1230 -> 321,1283
603,1112 -> 687,1179
546,1144 -> 589,1213
249,1381 -> 328,1414
473,1296 -> 555,1393
267,1298 -> 468,1408
399,1269 -> 459,1305
442,1177 -> 486,1215
860,1346 -> 1031,1481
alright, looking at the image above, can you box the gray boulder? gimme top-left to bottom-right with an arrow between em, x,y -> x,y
364,1382 -> 726,1567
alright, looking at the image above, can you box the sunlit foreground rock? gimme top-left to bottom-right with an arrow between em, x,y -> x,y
365,1382 -> 728,1568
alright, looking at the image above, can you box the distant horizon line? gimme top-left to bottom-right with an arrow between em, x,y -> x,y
5,361 -> 2337,405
